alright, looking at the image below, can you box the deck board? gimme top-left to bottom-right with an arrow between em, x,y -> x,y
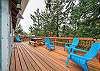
15,48 -> 22,71
19,46 -> 35,71
17,48 -> 29,71
9,48 -> 15,71
24,47 -> 54,71
33,46 -> 82,71
9,42 -> 100,71
20,42 -> 41,71
20,47 -> 41,71
23,45 -> 47,71
34,46 -> 68,66
25,46 -> 64,71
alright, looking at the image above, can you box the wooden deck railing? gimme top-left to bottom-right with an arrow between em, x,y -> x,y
46,37 -> 100,62
22,36 -> 100,62
48,37 -> 98,50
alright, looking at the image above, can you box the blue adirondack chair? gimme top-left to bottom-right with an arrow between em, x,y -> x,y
44,37 -> 50,45
44,37 -> 55,50
64,37 -> 79,54
16,35 -> 21,42
66,42 -> 100,71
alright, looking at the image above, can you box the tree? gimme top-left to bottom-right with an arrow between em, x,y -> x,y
30,8 -> 43,36
29,0 -> 100,38
29,25 -> 33,33
45,0 -> 67,36
69,0 -> 100,37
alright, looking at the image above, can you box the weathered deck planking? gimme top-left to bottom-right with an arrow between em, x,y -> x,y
21,45 -> 48,71
21,43 -> 82,71
9,43 -> 100,71
17,48 -> 28,71
24,47 -> 54,71
32,46 -> 82,71
20,47 -> 41,71
15,48 -> 22,71
19,47 -> 35,71
34,46 -> 68,66
21,48 -> 42,71
25,46 -> 64,71
9,48 -> 15,71
18,43 -> 41,71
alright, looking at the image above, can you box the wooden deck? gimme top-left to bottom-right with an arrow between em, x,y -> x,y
9,42 -> 100,71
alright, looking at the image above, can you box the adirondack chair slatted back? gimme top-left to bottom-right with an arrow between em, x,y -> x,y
47,38 -> 51,44
45,37 -> 51,44
44,37 -> 55,50
45,37 -> 49,42
67,37 -> 79,53
71,37 -> 79,46
84,42 -> 100,60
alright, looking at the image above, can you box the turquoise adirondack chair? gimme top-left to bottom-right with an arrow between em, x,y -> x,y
44,37 -> 55,51
66,42 -> 100,71
16,35 -> 21,42
64,37 -> 79,54
44,37 -> 50,46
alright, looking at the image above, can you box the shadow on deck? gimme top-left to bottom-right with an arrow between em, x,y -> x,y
9,42 -> 100,71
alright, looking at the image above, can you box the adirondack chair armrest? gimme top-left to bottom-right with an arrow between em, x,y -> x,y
45,43 -> 48,45
50,42 -> 54,45
73,48 -> 88,53
70,53 -> 88,60
65,43 -> 72,45
65,46 -> 69,49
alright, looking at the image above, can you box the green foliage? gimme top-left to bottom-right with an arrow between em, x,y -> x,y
29,0 -> 100,38
15,24 -> 28,35
70,0 -> 100,38
30,8 -> 43,36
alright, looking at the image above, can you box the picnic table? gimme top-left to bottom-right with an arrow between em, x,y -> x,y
29,38 -> 43,47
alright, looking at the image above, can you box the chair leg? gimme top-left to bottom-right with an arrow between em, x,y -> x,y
65,55 -> 70,65
81,63 -> 88,71
66,60 -> 69,64
64,45 -> 66,51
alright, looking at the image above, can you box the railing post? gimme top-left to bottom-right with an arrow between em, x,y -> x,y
95,39 -> 100,63
54,35 -> 56,45
98,51 -> 100,63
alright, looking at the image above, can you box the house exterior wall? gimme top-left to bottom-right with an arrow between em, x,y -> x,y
0,0 -> 2,71
1,0 -> 13,71
0,0 -> 29,71
17,0 -> 29,24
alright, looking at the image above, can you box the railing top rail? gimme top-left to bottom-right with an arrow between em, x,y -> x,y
48,37 -> 98,41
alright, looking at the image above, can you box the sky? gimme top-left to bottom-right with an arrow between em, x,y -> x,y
19,0 -> 45,33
